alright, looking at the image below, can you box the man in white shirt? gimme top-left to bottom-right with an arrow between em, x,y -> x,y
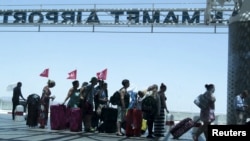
234,90 -> 249,125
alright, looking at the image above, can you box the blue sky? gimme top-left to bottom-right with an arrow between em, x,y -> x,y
0,0 -> 230,114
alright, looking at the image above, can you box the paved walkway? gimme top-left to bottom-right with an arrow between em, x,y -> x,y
0,111 -> 205,141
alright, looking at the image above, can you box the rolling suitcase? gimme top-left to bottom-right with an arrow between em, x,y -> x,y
69,108 -> 82,132
26,94 -> 40,127
50,104 -> 67,130
125,108 -> 143,137
101,106 -> 118,122
98,106 -> 117,133
170,117 -> 200,139
98,120 -> 117,133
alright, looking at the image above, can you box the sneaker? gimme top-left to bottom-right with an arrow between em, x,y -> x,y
85,128 -> 95,132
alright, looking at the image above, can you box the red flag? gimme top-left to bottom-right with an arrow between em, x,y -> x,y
40,68 -> 49,78
96,68 -> 107,80
67,70 -> 77,79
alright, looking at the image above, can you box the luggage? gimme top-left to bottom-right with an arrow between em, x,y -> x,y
125,108 -> 143,137
65,107 -> 71,128
101,107 -> 117,122
98,120 -> 117,133
69,108 -> 82,132
170,117 -> 200,139
194,94 -> 210,109
98,106 -> 118,133
26,94 -> 40,127
15,105 -> 24,122
50,104 -> 67,130
19,100 -> 27,113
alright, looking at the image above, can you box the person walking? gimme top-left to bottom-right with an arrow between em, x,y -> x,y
12,82 -> 26,120
39,79 -> 56,128
193,84 -> 216,141
234,90 -> 249,125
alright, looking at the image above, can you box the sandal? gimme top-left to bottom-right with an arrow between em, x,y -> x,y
116,133 -> 124,136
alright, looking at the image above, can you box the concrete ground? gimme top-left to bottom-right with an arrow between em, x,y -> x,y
0,110 -> 206,141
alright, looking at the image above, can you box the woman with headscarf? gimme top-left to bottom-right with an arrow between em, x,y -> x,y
39,79 -> 56,129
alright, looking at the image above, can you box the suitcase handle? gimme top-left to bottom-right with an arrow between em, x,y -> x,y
107,102 -> 117,108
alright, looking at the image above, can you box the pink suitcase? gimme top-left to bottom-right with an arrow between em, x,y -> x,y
69,108 -> 82,132
170,117 -> 200,139
50,104 -> 67,130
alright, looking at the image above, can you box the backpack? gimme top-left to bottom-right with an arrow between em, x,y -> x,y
110,91 -> 121,105
110,91 -> 130,108
194,93 -> 210,109
141,96 -> 157,115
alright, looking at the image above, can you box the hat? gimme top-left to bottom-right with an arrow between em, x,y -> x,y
90,77 -> 98,83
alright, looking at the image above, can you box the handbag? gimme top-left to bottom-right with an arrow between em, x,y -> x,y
141,119 -> 147,132
194,94 -> 209,109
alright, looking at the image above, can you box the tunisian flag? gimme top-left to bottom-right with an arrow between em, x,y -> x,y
96,68 -> 107,80
40,68 -> 49,78
67,69 -> 77,79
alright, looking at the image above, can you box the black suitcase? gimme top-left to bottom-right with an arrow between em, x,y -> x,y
101,107 -> 118,122
26,94 -> 40,127
98,106 -> 118,133
170,117 -> 199,139
98,120 -> 117,133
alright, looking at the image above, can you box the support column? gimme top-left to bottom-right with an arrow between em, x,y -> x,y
227,0 -> 250,124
